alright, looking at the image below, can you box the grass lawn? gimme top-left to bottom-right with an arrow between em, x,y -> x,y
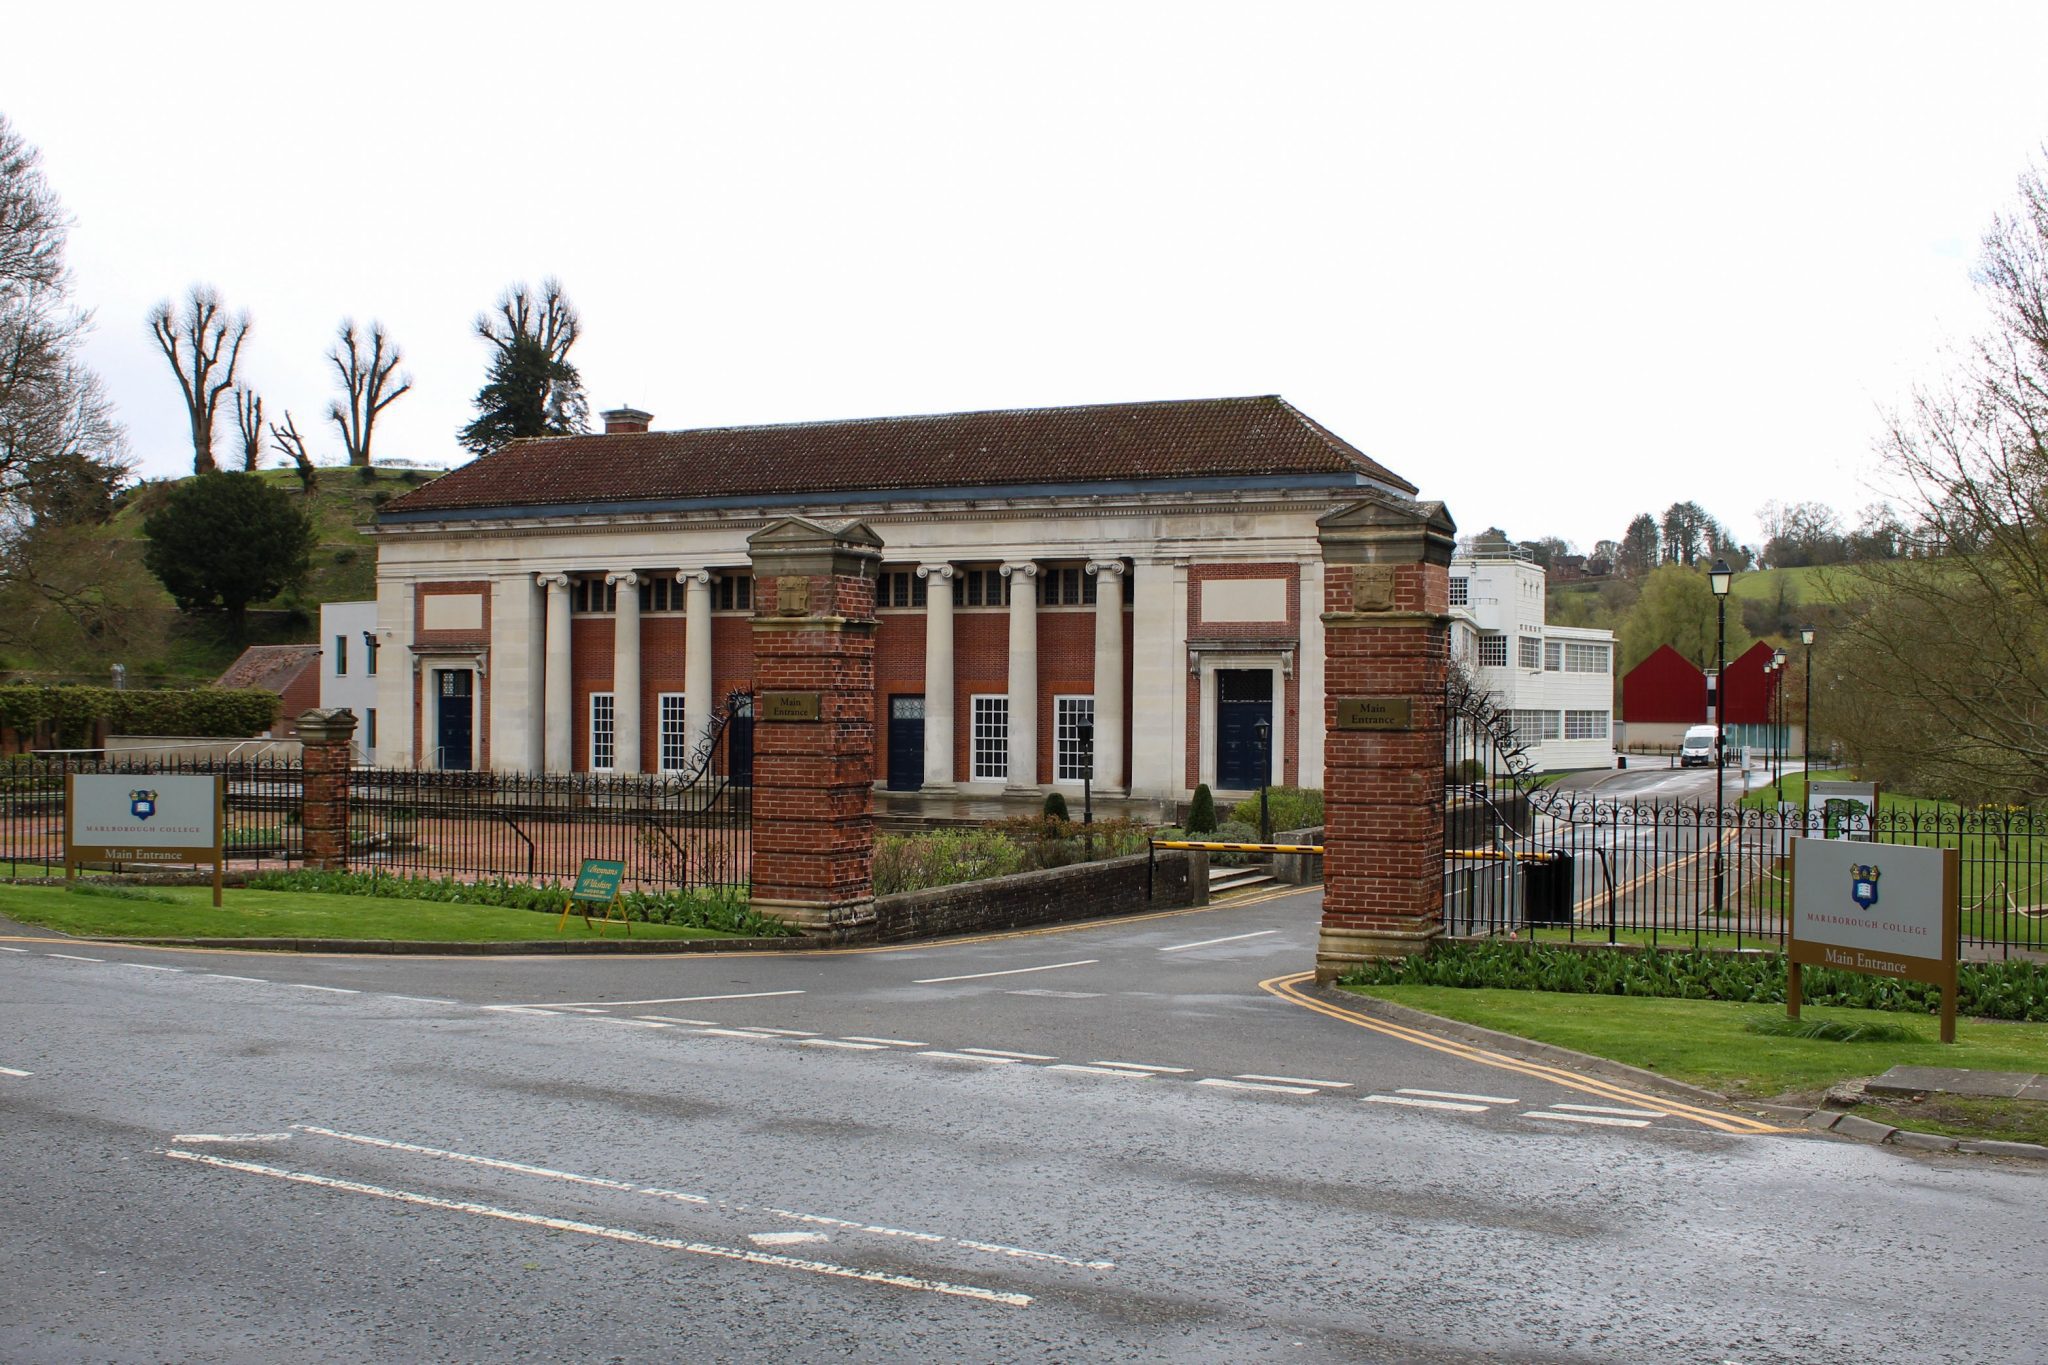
0,880 -> 733,943
1351,984 -> 2048,1107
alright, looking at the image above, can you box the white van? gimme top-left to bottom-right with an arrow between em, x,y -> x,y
1678,724 -> 1719,767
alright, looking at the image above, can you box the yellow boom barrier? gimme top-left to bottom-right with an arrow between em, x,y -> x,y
1445,849 -> 1561,864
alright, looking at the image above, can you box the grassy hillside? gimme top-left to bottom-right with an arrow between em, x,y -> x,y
3,464 -> 441,686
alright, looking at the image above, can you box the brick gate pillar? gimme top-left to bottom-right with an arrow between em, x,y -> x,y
297,708 -> 358,872
746,517 -> 884,938
1314,495 -> 1457,982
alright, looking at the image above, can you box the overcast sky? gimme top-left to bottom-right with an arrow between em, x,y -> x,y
7,2 -> 2048,553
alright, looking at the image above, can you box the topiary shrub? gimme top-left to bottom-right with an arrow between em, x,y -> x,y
1043,791 -> 1069,822
1187,783 -> 1217,835
1210,818 -> 1259,864
1230,785 -> 1323,832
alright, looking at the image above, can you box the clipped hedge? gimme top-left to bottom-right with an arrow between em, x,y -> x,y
1229,785 -> 1323,832
1343,941 -> 2048,1023
243,869 -> 794,937
0,684 -> 282,746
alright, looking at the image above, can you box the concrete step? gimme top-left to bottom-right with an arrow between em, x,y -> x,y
1209,867 -> 1278,895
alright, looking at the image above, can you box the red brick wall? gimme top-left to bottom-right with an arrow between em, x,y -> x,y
953,609 -> 1010,782
873,611 -> 927,786
1035,609 -> 1094,783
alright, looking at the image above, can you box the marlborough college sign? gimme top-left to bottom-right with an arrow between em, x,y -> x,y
65,773 -> 225,906
1789,837 -> 1958,1043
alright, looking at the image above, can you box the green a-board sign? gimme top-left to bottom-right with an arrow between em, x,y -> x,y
561,858 -> 629,935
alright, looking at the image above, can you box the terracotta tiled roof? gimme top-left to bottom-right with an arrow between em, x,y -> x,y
215,644 -> 321,693
379,395 -> 1413,517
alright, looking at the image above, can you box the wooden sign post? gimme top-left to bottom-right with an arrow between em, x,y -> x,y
562,858 -> 629,935
65,774 -> 225,907
1789,837 -> 1958,1043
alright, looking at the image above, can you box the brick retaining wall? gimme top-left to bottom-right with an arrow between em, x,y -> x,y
870,848 -> 1206,944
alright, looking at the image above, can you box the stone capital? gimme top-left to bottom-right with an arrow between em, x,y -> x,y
676,568 -> 713,587
999,561 -> 1039,580
535,572 -> 571,591
296,708 -> 360,745
1084,560 -> 1127,577
746,516 -> 885,580
605,570 -> 641,588
1318,494 -> 1457,567
915,563 -> 956,582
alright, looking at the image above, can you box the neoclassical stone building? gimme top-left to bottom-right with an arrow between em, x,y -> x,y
368,395 -> 1421,803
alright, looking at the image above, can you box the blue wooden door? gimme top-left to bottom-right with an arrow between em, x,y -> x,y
1214,669 -> 1272,790
887,695 -> 925,790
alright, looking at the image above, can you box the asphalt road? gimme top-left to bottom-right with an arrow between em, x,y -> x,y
3,889 -> 2043,1362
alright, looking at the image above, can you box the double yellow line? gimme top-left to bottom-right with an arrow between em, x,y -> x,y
1258,971 -> 1789,1136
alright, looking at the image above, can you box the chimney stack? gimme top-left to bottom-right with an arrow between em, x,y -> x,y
601,405 -> 653,435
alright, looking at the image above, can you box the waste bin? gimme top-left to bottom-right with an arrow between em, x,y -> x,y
1523,851 -> 1575,925
1616,754 -> 1627,770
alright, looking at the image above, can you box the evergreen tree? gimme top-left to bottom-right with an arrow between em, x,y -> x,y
458,279 -> 588,456
140,473 -> 315,637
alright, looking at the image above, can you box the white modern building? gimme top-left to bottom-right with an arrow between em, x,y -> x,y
1449,547 -> 1616,770
317,600 -> 381,764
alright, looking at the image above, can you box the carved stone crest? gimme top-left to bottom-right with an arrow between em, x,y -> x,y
1351,565 -> 1397,612
775,574 -> 812,617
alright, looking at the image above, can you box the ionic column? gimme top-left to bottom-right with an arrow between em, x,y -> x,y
1086,560 -> 1127,792
608,571 -> 642,772
681,569 -> 715,759
536,573 -> 572,774
1000,561 -> 1039,791
917,563 -> 956,788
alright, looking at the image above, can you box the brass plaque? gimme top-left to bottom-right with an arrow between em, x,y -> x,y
1334,697 -> 1413,731
760,691 -> 822,722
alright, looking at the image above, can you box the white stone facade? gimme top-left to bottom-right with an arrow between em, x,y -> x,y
1448,550 -> 1616,771
316,600 -> 381,764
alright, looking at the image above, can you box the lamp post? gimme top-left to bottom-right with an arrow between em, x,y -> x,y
1709,559 -> 1732,914
1770,647 -> 1787,798
1252,716 -> 1272,844
1799,625 -> 1816,825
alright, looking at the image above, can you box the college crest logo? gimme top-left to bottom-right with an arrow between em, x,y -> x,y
129,789 -> 158,821
1849,863 -> 1880,910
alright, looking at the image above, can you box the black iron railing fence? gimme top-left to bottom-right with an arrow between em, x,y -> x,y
0,755 -> 307,876
347,766 -> 751,894
1445,790 -> 2048,957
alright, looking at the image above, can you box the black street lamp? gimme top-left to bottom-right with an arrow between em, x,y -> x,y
1709,558 -> 1732,914
1252,716 -> 1272,844
1079,722 -> 1095,859
1800,625 -> 1816,825
1770,647 -> 1787,798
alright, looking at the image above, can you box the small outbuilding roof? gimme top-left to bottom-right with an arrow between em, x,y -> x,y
378,395 -> 1414,518
215,644 -> 321,693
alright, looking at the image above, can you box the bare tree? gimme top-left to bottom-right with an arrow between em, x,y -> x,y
459,278 -> 589,455
232,386 -> 264,472
326,318 -> 411,467
269,410 -> 316,493
148,286 -> 249,475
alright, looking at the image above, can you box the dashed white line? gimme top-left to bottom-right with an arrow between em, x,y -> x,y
635,1015 -> 721,1026
586,1017 -> 671,1030
47,953 -> 103,963
1553,1102 -> 1667,1118
917,1051 -> 1019,1064
1159,930 -> 1278,953
295,1125 -> 709,1202
914,959 -> 1097,985
840,1036 -> 927,1047
171,1133 -> 292,1144
1045,1064 -> 1152,1079
384,995 -> 457,1005
1006,988 -> 1102,999
286,983 -> 359,995
694,1027 -> 788,1040
1397,1088 -> 1519,1105
1523,1111 -> 1653,1128
517,989 -> 805,1008
1197,1078 -> 1318,1095
750,1231 -> 829,1247
120,963 -> 184,972
166,1150 -> 1030,1307
204,974 -> 267,984
1090,1061 -> 1191,1074
1236,1073 -> 1352,1089
802,1039 -> 884,1051
0,1065 -> 30,1077
1362,1094 -> 1489,1114
960,1047 -> 1056,1060
0,945 -> 28,952
726,1026 -> 818,1037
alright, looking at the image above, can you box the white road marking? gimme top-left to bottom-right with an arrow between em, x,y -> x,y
165,1150 -> 1030,1307
956,1240 -> 1117,1270
204,974 -> 267,984
1198,1078 -> 1318,1095
1523,1111 -> 1653,1128
171,1132 -> 292,1144
749,1231 -> 829,1247
480,1005 -> 567,1017
1006,989 -> 1102,999
1236,1073 -> 1352,1089
0,945 -> 27,952
0,1065 -> 31,1077
1397,1088 -> 1519,1105
914,959 -> 1097,985
961,1047 -> 1056,1060
587,1017 -> 670,1030
693,1027 -> 788,1040
557,1007 -> 608,1014
295,1126 -> 710,1202
517,989 -> 805,1008
917,1051 -> 1019,1064
764,1209 -> 943,1243
384,995 -> 458,1005
840,1036 -> 927,1047
120,963 -> 184,972
801,1039 -> 884,1051
1362,1094 -> 1489,1113
1090,1061 -> 1191,1073
48,953 -> 103,963
1553,1102 -> 1667,1118
1159,929 -> 1278,953
726,1026 -> 818,1037
286,983 -> 359,995
635,1015 -> 721,1026
1046,1064 -> 1152,1078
